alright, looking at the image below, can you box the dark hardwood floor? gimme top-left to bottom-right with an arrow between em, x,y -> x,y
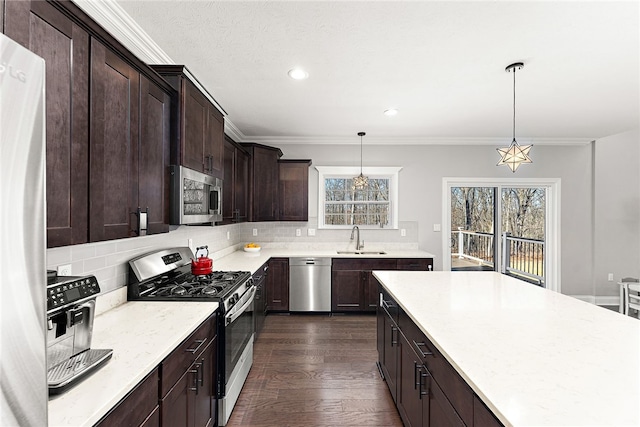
226,314 -> 402,427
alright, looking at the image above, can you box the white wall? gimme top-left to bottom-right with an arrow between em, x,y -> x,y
278,142 -> 594,296
593,129 -> 640,300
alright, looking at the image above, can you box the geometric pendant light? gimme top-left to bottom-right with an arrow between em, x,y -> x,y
497,62 -> 533,172
352,131 -> 369,189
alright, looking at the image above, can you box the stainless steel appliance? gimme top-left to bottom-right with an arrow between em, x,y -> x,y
170,165 -> 223,224
289,257 -> 332,312
127,247 -> 255,426
46,275 -> 113,395
0,33 -> 47,426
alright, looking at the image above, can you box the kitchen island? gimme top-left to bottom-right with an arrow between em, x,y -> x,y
373,271 -> 640,426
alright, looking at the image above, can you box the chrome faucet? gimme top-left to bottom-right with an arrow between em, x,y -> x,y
350,225 -> 363,250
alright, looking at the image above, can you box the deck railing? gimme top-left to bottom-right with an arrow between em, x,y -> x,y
452,229 -> 545,286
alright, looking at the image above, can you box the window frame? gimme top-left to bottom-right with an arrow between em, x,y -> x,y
316,166 -> 402,230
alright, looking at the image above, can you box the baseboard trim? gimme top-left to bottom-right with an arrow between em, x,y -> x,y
570,294 -> 620,307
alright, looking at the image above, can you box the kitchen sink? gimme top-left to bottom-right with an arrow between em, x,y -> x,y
336,251 -> 387,255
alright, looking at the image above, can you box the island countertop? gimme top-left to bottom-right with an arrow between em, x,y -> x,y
372,271 -> 640,427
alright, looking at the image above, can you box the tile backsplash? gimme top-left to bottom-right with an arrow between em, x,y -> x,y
46,219 -> 419,295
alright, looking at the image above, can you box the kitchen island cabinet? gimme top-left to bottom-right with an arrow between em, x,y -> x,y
373,271 -> 640,427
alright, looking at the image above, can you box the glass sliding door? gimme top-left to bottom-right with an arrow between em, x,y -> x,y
501,187 -> 546,286
448,183 -> 548,287
450,187 -> 497,271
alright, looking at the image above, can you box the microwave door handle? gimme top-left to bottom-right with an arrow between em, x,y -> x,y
209,187 -> 219,214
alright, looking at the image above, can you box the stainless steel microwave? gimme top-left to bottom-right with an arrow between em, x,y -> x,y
170,165 -> 222,225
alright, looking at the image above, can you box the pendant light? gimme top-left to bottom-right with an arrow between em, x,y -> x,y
352,132 -> 369,189
497,62 -> 532,173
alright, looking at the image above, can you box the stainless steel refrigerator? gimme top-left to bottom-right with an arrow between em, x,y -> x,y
0,32 -> 48,426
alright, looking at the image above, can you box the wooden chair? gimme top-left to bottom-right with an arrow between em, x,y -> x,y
626,282 -> 640,319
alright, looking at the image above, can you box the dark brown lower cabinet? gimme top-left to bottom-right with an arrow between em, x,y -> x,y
332,258 -> 431,312
266,258 -> 289,311
162,340 -> 216,427
377,279 -> 504,427
95,368 -> 159,427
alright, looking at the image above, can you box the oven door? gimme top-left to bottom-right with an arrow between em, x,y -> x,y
224,285 -> 256,386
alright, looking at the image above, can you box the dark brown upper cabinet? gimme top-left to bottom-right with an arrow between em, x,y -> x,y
242,143 -> 283,222
4,0 -> 174,246
278,159 -> 311,221
151,66 -> 225,179
221,136 -> 250,224
4,1 -> 90,247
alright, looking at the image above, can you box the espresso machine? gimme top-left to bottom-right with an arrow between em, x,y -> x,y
46,274 -> 113,395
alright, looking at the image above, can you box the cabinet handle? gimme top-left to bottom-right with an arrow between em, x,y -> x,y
419,368 -> 430,399
199,357 -> 205,386
186,338 -> 207,354
413,340 -> 434,358
414,361 -> 420,390
390,326 -> 398,347
189,365 -> 200,394
428,265 -> 433,271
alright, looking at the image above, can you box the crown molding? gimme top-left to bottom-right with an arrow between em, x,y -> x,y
73,0 -> 173,64
239,135 -> 593,146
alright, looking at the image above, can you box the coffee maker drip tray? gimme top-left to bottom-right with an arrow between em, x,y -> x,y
48,348 -> 113,395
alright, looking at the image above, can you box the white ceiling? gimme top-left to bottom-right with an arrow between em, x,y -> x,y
115,0 -> 639,145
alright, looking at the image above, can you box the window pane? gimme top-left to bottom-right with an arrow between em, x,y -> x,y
322,174 -> 392,227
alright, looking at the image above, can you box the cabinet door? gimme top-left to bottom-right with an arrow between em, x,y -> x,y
222,139 -> 235,222
161,370 -> 190,427
331,270 -> 363,311
429,378 -> 465,427
5,1 -> 90,247
252,147 -> 280,221
266,258 -> 289,311
192,341 -> 215,427
182,79 -> 208,173
205,108 -> 224,178
278,160 -> 310,221
398,335 -> 425,427
139,75 -> 171,235
89,38 -> 139,242
235,148 -> 249,222
382,311 -> 399,404
364,272 -> 380,312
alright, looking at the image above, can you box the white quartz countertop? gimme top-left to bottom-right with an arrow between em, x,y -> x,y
48,301 -> 218,427
373,271 -> 640,427
213,248 -> 434,274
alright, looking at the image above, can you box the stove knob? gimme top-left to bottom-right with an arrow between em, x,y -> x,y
233,292 -> 239,302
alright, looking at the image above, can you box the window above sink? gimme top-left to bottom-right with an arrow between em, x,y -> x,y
316,166 -> 401,230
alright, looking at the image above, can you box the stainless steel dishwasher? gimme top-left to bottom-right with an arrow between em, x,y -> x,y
289,257 -> 332,312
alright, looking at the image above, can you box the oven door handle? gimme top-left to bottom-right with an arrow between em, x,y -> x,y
225,286 -> 256,326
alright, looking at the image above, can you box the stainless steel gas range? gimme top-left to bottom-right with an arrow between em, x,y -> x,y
127,247 -> 255,426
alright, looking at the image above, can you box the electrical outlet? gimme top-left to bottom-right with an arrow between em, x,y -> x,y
400,229 -> 406,237
296,229 -> 301,237
433,224 -> 442,232
252,228 -> 258,236
57,264 -> 72,276
227,231 -> 230,240
188,238 -> 194,252
307,228 -> 316,236
608,273 -> 614,282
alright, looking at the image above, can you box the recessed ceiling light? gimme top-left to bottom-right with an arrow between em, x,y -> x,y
288,68 -> 309,80
384,109 -> 398,116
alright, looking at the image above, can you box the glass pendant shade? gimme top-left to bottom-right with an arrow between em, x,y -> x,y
353,132 -> 368,189
497,62 -> 532,172
352,173 -> 369,189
